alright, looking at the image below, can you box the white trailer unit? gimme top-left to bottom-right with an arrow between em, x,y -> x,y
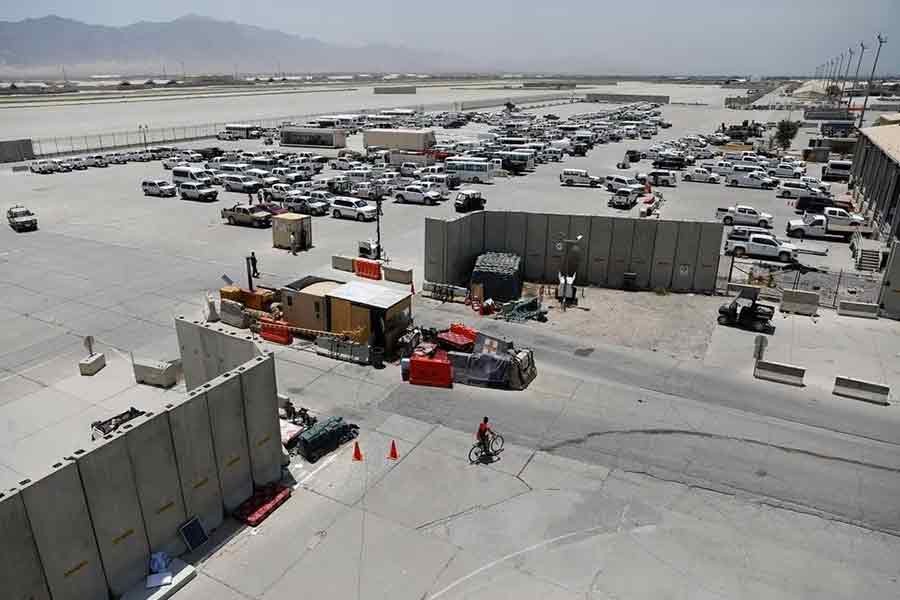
362,128 -> 436,151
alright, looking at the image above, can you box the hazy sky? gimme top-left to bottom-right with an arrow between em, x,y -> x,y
4,0 -> 900,74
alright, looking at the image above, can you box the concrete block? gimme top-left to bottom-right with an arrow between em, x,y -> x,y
21,461 -> 108,600
780,289 -> 819,316
837,300 -> 880,319
79,352 -> 106,376
524,213 -> 549,281
753,360 -> 805,387
238,355 -> 282,486
672,221 -> 700,291
77,433 -> 150,597
125,412 -> 188,556
383,265 -> 413,285
588,216 -> 613,285
167,392 -> 224,533
483,211 -> 508,252
0,490 -> 50,600
331,255 -> 355,272
121,559 -> 196,600
444,216 -> 464,285
629,219 -> 657,289
608,218 -> 634,288
694,222 -> 724,292
220,299 -> 249,329
424,218 -> 447,284
467,210 -> 485,258
650,219 -> 678,289
504,212 -> 528,259
205,372 -> 253,511
833,376 -> 890,405
133,358 -> 178,388
175,317 -> 259,391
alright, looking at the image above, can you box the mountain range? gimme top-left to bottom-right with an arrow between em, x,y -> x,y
0,15 -> 475,77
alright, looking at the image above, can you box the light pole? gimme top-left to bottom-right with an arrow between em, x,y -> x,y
859,34 -> 887,129
834,52 -> 845,104
374,196 -> 383,261
138,124 -> 148,149
839,47 -> 853,106
853,42 -> 867,96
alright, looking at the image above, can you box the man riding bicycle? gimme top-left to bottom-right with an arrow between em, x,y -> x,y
476,417 -> 492,457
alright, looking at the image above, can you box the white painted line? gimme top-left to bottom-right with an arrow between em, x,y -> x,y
298,453 -> 338,486
428,525 -> 608,599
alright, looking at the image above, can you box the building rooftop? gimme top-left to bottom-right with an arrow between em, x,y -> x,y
326,280 -> 411,310
874,113 -> 900,126
861,124 -> 900,164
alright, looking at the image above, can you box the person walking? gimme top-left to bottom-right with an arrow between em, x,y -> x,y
257,189 -> 263,204
250,252 -> 260,278
289,231 -> 297,256
247,192 -> 254,206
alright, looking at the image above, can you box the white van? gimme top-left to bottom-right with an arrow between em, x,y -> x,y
172,166 -> 212,187
218,163 -> 250,174
560,168 -> 601,187
347,169 -> 374,184
243,168 -> 272,183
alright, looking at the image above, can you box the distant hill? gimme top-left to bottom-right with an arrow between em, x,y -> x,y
0,15 -> 472,76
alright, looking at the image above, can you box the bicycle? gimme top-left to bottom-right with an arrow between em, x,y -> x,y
468,431 -> 505,464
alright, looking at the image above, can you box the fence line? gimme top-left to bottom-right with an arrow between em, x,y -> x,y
28,92 -> 577,159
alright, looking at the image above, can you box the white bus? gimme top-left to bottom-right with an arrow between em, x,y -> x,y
445,158 -> 494,184
225,123 -> 261,139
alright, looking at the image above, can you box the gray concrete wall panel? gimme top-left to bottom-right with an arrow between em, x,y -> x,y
504,212 -> 528,258
483,211 -> 508,252
238,355 -> 282,486
672,222 -> 701,291
880,242 -> 900,317
567,215 -> 592,282
629,220 -> 657,289
21,462 -> 108,600
125,411 -> 188,557
205,372 -> 253,511
524,213 -> 549,281
467,211 -> 485,259
608,218 -> 635,288
694,222 -> 724,292
544,215 -> 571,280
444,217 -> 464,286
587,216 -> 613,285
423,218 -> 446,283
0,491 -> 50,600
176,318 -> 259,390
650,220 -> 678,290
168,391 -> 224,532
78,434 -> 150,597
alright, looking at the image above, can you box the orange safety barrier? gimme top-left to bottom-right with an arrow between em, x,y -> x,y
353,258 -> 383,281
409,349 -> 453,388
259,319 -> 293,345
449,323 -> 478,343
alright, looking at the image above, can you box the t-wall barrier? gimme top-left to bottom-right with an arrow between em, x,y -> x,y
425,211 -> 723,293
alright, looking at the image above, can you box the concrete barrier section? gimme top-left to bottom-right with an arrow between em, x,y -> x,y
332,255 -> 355,272
0,491 -> 51,600
833,376 -> 890,405
780,289 -> 819,316
837,300 -> 880,319
383,265 -> 413,284
754,360 -> 805,386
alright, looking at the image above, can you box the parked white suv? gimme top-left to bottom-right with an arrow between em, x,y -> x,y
141,179 -> 177,197
559,168 -> 601,187
395,184 -> 442,205
221,174 -> 261,193
30,160 -> 57,174
776,180 -> 825,200
606,175 -> 640,192
767,163 -> 805,178
682,167 -> 720,184
331,197 -> 377,221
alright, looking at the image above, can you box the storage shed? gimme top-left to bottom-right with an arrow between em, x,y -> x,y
272,213 -> 312,251
325,281 -> 412,353
281,276 -> 341,334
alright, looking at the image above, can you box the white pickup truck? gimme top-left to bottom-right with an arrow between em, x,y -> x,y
682,167 -> 720,184
785,208 -> 872,240
702,160 -> 735,176
725,233 -> 797,263
726,171 -> 776,189
715,205 -> 774,228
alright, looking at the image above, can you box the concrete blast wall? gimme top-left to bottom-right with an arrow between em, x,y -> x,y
425,211 -> 721,293
3,348 -> 281,599
374,86 -> 417,94
175,316 -> 260,390
585,93 -> 671,104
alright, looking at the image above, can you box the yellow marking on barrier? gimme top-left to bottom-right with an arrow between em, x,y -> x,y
193,477 -> 209,489
256,434 -> 272,447
63,560 -> 88,578
156,500 -> 175,515
226,456 -> 241,467
112,528 -> 135,545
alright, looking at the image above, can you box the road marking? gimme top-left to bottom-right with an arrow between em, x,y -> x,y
293,453 -> 338,489
428,525 -> 608,599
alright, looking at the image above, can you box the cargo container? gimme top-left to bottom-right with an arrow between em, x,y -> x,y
362,128 -> 436,152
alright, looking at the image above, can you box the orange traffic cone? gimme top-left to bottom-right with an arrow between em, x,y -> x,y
387,440 -> 399,461
352,441 -> 363,462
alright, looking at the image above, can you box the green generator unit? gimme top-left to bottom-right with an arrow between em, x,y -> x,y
297,416 -> 359,462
